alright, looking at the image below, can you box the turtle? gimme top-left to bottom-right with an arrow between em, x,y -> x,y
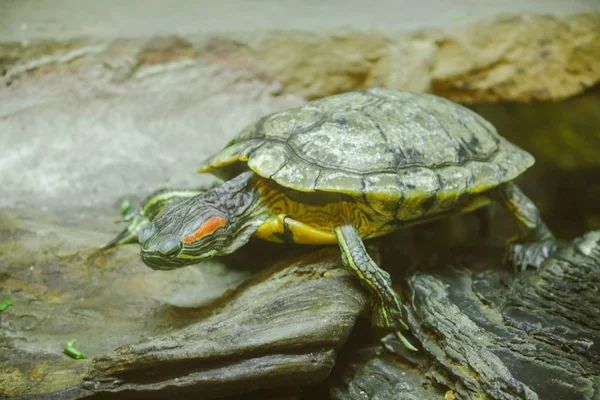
104,88 -> 557,350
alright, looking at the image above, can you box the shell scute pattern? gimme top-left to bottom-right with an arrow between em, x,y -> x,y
261,106 -> 326,141
435,166 -> 472,211
362,173 -> 403,215
361,99 -> 461,167
247,142 -> 289,177
314,169 -> 364,193
199,88 -> 534,202
205,139 -> 263,169
270,156 -> 320,192
423,96 -> 499,161
288,110 -> 397,173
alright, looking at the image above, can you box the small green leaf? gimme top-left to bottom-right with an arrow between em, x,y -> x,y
0,299 -> 12,312
120,199 -> 131,217
225,138 -> 236,148
64,339 -> 87,359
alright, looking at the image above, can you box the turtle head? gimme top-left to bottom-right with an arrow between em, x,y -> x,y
137,181 -> 259,270
139,196 -> 234,270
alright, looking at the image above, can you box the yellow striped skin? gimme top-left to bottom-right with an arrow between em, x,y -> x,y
253,177 -> 389,244
334,225 -> 416,350
255,215 -> 338,244
252,176 -> 491,245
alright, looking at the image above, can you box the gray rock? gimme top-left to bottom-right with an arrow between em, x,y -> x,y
79,248 -> 367,398
329,232 -> 600,400
2,1 -> 600,103
329,341 -> 444,400
3,243 -> 368,399
404,232 -> 600,400
0,207 -> 255,398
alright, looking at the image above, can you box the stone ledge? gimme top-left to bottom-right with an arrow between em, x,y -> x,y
238,13 -> 600,102
2,13 -> 599,103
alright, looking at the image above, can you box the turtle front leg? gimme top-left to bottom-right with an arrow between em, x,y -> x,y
102,188 -> 205,249
335,225 -> 417,351
492,182 -> 557,271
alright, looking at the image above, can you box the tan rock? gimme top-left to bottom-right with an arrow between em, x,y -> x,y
240,13 -> 600,102
428,13 -> 600,102
0,367 -> 28,398
2,12 -> 599,103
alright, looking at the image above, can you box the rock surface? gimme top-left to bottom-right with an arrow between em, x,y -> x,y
329,340 -> 444,400
329,232 -> 600,400
80,248 -> 367,399
2,2 -> 599,105
6,222 -> 600,399
0,40 -> 304,210
404,233 -> 600,400
242,12 -> 600,102
0,207 -> 254,398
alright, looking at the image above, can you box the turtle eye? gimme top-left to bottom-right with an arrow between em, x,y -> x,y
159,238 -> 183,258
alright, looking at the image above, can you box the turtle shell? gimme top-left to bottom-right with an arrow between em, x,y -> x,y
198,88 -> 533,201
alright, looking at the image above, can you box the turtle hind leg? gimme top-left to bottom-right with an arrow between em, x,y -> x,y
335,225 -> 417,351
492,182 -> 557,271
102,188 -> 205,249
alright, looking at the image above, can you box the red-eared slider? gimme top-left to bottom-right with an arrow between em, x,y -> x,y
105,88 -> 556,350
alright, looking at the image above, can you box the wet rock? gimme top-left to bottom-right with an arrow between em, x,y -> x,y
3,200 -> 600,399
328,232 -> 600,400
0,201 -> 368,399
70,248 -> 367,399
404,231 -> 600,400
0,207 -> 254,398
329,340 -> 444,400
0,208 -> 455,399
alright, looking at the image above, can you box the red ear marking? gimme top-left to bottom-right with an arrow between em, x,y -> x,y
183,217 -> 226,243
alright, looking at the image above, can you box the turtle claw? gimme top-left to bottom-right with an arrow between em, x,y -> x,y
395,331 -> 418,352
372,311 -> 418,351
101,226 -> 138,249
370,293 -> 417,351
101,214 -> 151,250
505,239 -> 557,272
